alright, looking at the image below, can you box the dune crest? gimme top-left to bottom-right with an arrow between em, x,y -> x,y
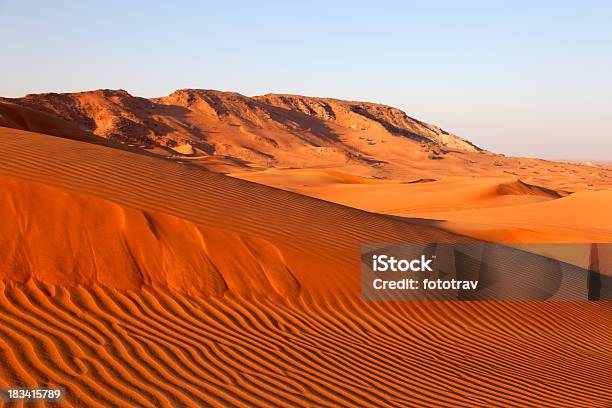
0,127 -> 471,299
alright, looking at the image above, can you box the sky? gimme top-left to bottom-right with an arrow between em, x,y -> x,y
1,0 -> 610,160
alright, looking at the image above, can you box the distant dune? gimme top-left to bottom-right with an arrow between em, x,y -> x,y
232,169 -> 612,243
0,88 -> 611,407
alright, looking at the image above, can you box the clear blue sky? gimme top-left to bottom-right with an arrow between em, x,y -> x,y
1,0 -> 610,160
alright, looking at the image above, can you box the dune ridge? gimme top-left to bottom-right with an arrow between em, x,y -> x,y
0,127 -> 471,299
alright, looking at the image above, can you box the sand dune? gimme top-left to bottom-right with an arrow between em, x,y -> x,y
232,168 -> 612,244
436,189 -> 612,243
232,170 -> 562,214
0,127 -> 473,300
0,126 -> 611,407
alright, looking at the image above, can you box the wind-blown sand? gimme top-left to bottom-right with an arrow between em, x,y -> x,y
0,126 -> 611,407
232,169 -> 612,244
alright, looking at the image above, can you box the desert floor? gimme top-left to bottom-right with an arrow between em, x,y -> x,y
0,127 -> 610,407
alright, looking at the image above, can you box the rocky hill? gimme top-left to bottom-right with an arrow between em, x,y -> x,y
1,89 -> 479,174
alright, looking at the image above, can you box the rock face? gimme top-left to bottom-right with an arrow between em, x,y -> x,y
1,88 -> 480,172
255,94 -> 479,151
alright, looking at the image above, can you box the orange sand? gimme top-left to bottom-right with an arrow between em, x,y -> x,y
0,100 -> 611,406
232,169 -> 612,244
